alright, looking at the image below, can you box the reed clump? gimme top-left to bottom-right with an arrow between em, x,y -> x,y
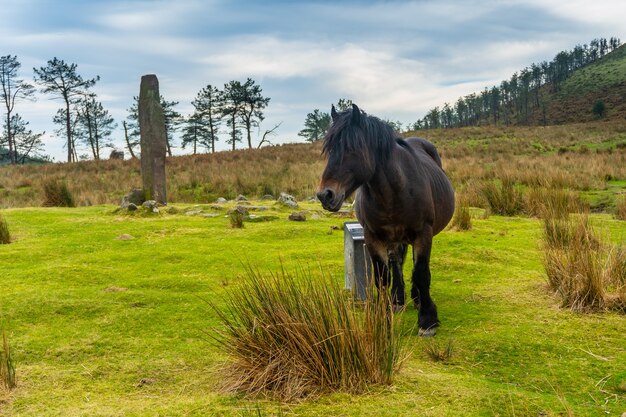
0,213 -> 10,244
212,267 -> 407,401
615,195 -> 626,220
450,196 -> 472,231
542,211 -> 625,312
42,179 -> 76,207
1,326 -> 16,391
481,178 -> 524,216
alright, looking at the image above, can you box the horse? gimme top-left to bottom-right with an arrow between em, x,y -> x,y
317,104 -> 455,336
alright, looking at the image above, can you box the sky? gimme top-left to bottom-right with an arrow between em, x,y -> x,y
1,0 -> 624,161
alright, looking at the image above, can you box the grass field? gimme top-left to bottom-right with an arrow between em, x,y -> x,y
1,202 -> 624,416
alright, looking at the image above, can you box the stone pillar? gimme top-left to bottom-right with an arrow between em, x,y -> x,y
139,74 -> 167,204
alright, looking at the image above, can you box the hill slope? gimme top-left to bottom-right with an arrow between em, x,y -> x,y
546,44 -> 626,123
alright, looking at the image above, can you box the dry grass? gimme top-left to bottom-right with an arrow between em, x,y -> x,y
423,338 -> 454,362
0,213 -> 10,244
211,266 -> 408,401
542,212 -> 625,312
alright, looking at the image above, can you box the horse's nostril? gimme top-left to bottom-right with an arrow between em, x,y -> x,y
317,188 -> 335,203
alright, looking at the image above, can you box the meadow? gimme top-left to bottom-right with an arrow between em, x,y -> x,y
1,121 -> 625,416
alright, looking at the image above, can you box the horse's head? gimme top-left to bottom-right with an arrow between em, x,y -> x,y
317,104 -> 377,212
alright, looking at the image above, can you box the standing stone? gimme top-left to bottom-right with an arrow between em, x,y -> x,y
139,74 -> 167,204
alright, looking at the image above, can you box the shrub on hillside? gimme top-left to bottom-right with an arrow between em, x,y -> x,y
42,180 -> 75,207
212,267 -> 407,400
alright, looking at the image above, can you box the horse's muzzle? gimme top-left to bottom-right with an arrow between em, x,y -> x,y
317,188 -> 344,212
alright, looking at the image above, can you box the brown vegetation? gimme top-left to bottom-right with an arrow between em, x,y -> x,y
212,267 -> 407,401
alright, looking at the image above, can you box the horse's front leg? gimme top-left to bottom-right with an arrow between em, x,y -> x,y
366,240 -> 392,300
412,228 -> 439,336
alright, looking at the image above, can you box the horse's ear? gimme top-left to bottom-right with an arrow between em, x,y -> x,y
331,105 -> 338,121
351,103 -> 362,126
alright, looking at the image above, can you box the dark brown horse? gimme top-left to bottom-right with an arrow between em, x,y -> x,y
317,104 -> 455,336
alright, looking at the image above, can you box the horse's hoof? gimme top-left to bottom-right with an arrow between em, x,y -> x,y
418,327 -> 437,337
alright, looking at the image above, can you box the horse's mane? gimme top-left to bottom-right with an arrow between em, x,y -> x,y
322,107 -> 399,164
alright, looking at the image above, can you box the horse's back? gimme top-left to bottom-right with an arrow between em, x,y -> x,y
404,137 -> 455,235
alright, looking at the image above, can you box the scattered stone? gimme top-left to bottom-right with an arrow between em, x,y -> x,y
215,197 -> 227,204
230,205 -> 249,217
210,205 -> 224,210
109,149 -> 125,160
236,194 -> 248,201
261,194 -> 274,200
247,215 -> 279,223
121,188 -> 145,208
247,205 -> 270,211
116,234 -> 134,240
288,212 -> 306,222
201,213 -> 220,218
185,209 -> 204,216
127,203 -> 138,212
142,200 -> 160,213
103,286 -> 128,292
136,378 -> 155,387
278,192 -> 298,208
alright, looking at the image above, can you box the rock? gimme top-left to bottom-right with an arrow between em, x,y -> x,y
121,188 -> 145,208
185,209 -> 204,216
261,194 -> 274,200
230,205 -> 249,217
278,192 -> 299,208
109,149 -> 124,160
127,203 -> 138,212
288,212 -> 306,221
142,200 -> 160,213
236,194 -> 248,201
103,286 -> 128,292
116,234 -> 134,240
215,197 -> 227,204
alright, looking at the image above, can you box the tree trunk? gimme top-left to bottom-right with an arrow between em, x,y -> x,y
64,98 -> 73,162
123,121 -> 137,158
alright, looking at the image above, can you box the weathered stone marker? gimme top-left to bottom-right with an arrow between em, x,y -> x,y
139,74 -> 167,204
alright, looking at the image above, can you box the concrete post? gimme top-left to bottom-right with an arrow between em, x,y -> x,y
139,74 -> 167,204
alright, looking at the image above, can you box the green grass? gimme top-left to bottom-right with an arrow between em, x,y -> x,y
0,203 -> 624,416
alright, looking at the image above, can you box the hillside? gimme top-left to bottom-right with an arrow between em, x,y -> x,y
546,44 -> 626,123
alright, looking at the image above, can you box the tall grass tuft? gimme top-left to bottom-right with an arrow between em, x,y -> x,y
42,179 -> 76,207
542,212 -> 624,312
481,178 -> 524,216
450,196 -> 472,231
423,338 -> 454,362
1,326 -> 16,391
615,195 -> 626,221
0,213 -> 10,244
211,267 -> 408,401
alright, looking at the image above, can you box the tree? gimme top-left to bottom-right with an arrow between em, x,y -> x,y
0,55 -> 36,164
1,114 -> 45,164
33,57 -> 99,162
222,80 -> 245,151
240,78 -> 270,149
76,98 -> 116,160
181,111 -> 209,154
336,98 -> 353,111
126,95 -> 182,157
298,109 -> 330,142
191,85 -> 222,153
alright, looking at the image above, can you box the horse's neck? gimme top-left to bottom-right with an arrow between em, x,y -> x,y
362,146 -> 407,203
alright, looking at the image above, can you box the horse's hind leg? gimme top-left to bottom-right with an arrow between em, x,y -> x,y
389,244 -> 407,309
412,230 -> 439,336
